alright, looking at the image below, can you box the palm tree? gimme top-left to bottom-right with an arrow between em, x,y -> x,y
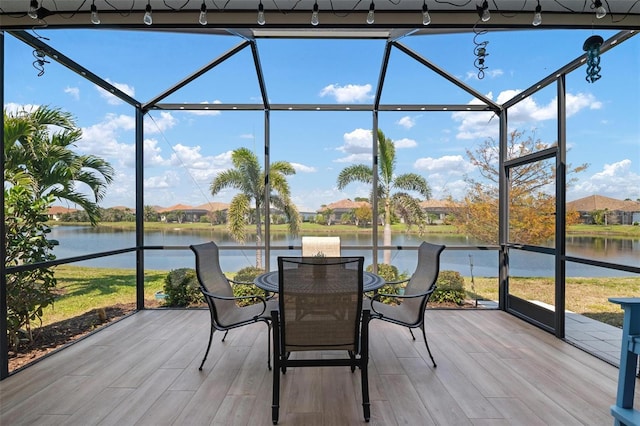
210,147 -> 300,269
4,106 -> 114,225
337,129 -> 431,264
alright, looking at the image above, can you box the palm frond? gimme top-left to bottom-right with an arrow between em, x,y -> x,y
393,173 -> 432,199
227,193 -> 251,243
336,164 -> 373,190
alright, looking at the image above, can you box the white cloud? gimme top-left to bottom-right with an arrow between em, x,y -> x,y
569,159 -> 640,200
337,128 -> 373,154
335,129 -> 416,161
394,138 -> 417,149
319,83 -> 373,103
451,109 -> 499,140
96,79 -> 136,105
414,155 -> 474,175
291,163 -> 317,173
335,153 -> 372,164
145,111 -> 177,133
64,86 -> 80,100
144,173 -> 176,189
79,113 -> 136,161
169,148 -> 233,183
566,92 -> 602,115
169,144 -> 207,168
142,139 -> 168,167
452,90 -> 602,140
397,116 -> 416,129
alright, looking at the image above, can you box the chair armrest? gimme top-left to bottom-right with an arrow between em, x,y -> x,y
228,277 -> 255,286
201,288 -> 269,317
371,291 -> 430,302
227,277 -> 276,300
370,287 -> 435,305
201,288 -> 267,303
383,278 -> 410,286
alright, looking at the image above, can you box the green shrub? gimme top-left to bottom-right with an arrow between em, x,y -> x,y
366,263 -> 410,305
231,266 -> 266,307
367,263 -> 400,281
233,266 -> 265,283
5,189 -> 57,350
163,268 -> 202,307
432,270 -> 466,305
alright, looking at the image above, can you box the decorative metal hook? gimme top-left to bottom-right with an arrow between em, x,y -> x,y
32,48 -> 50,77
583,35 -> 604,83
473,20 -> 489,79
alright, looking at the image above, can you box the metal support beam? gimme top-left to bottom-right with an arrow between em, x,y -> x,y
392,41 -> 501,112
0,31 -> 8,380
250,40 -> 270,110
264,109 -> 271,271
9,30 -> 140,108
135,108 -> 145,310
498,110 -> 508,311
374,41 -> 393,111
143,41 -> 251,110
372,111 -> 379,272
503,30 -> 637,109
555,75 -> 567,339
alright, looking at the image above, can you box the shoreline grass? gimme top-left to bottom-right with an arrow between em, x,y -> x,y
49,220 -> 640,237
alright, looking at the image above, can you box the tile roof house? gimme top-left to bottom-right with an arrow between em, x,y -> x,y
419,199 -> 462,224
567,195 -> 640,225
156,202 -> 229,223
46,206 -> 78,221
318,199 -> 371,224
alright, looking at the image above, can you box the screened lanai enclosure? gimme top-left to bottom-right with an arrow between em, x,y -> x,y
1,1 -> 640,379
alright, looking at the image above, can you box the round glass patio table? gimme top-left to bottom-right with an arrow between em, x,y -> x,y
254,270 -> 386,293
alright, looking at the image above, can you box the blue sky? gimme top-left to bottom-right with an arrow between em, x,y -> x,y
5,28 -> 640,211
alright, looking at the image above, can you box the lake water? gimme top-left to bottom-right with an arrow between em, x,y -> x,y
48,226 -> 639,278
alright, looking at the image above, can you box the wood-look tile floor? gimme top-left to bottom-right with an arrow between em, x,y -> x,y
1,308 -> 637,425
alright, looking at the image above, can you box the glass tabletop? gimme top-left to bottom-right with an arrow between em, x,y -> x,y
254,270 -> 385,293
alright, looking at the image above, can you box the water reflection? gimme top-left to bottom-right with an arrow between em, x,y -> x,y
48,226 -> 637,277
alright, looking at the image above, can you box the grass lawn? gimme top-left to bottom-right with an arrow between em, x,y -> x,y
41,265 -> 167,326
41,265 -> 639,329
469,276 -> 640,328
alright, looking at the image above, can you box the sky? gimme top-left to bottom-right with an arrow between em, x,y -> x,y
4,27 -> 640,212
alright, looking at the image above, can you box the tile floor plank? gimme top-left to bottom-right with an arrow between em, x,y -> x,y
1,309 -> 637,425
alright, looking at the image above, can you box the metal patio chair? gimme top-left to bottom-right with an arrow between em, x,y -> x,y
190,241 -> 276,370
369,241 -> 445,367
271,256 -> 370,424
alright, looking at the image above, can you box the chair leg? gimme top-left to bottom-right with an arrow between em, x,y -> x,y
408,328 -> 416,341
272,317 -> 281,424
420,323 -> 437,367
272,365 -> 280,424
199,324 -> 215,370
267,321 -> 272,370
361,359 -> 370,422
221,330 -> 229,342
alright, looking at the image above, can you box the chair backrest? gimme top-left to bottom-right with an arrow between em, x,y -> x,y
277,256 -> 364,352
403,242 -> 446,310
190,241 -> 236,322
301,236 -> 341,257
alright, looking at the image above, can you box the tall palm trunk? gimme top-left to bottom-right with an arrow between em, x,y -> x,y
255,208 -> 263,269
383,199 -> 392,264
